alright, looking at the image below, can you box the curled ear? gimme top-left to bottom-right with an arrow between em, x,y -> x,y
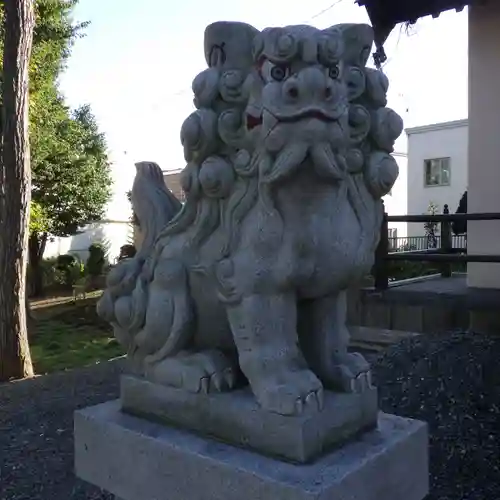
331,23 -> 374,67
204,21 -> 260,71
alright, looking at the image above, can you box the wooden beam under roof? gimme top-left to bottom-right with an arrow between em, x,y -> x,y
357,0 -> 472,66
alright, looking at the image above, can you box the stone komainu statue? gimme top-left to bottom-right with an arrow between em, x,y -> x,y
97,22 -> 403,416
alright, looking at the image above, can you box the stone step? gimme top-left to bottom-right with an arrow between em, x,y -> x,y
349,340 -> 386,353
349,326 -> 420,352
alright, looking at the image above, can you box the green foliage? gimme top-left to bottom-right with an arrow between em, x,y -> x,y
55,253 -> 76,268
118,244 -> 136,261
39,257 -> 60,288
0,1 -> 113,240
38,255 -> 82,289
387,259 -> 466,282
126,189 -> 138,226
54,253 -> 82,286
31,318 -> 122,375
125,190 -> 138,254
424,201 -> 439,248
31,102 -> 113,237
29,201 -> 49,234
126,225 -> 135,246
387,261 -> 439,282
86,242 -> 106,277
69,260 -> 86,285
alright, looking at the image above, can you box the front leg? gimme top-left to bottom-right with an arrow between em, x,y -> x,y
298,291 -> 372,392
227,293 -> 323,415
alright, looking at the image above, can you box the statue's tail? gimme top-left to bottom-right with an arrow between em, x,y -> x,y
132,161 -> 183,257
97,162 -> 182,341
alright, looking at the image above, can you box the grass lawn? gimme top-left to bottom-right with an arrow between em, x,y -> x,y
29,292 -> 124,375
26,291 -> 396,375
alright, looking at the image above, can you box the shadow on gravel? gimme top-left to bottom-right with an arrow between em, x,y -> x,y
2,332 -> 500,500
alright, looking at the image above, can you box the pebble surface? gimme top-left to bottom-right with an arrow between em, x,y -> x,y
1,332 -> 499,499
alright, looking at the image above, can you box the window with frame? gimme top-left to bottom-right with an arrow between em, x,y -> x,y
424,157 -> 451,187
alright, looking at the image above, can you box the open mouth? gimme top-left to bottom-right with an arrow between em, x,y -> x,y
274,108 -> 337,123
246,113 -> 263,130
246,106 -> 341,131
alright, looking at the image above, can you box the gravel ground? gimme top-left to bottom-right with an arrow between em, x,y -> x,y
1,332 -> 500,500
0,358 -> 125,500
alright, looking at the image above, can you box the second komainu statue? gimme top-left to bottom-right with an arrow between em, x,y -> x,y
98,21 -> 403,416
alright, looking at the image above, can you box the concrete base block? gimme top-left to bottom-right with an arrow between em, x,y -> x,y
120,375 -> 378,463
75,401 -> 429,500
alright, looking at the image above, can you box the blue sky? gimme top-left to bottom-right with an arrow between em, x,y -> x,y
58,0 -> 468,217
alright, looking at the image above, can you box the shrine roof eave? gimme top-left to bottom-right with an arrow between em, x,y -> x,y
357,0 -> 471,64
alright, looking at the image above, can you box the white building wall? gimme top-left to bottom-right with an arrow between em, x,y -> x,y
467,2 -> 500,289
406,119 -> 468,237
383,152 -> 408,239
41,151 -> 410,261
43,221 -> 133,262
43,152 -> 135,263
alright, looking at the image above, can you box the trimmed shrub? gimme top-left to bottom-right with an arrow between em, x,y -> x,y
118,244 -> 136,261
86,242 -> 107,277
55,253 -> 76,270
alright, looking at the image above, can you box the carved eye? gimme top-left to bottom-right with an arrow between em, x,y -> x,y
328,64 -> 340,80
270,65 -> 288,81
260,59 -> 290,83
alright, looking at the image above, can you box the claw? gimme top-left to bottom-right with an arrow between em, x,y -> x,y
200,377 -> 209,394
366,371 -> 373,388
354,372 -> 373,393
348,377 -> 356,393
210,372 -> 223,392
352,352 -> 370,370
305,392 -> 316,409
364,373 -> 370,390
316,388 -> 324,411
295,398 -> 304,415
354,374 -> 361,393
223,367 -> 237,389
335,364 -> 353,392
354,373 -> 365,393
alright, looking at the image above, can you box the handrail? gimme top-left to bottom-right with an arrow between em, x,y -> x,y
387,254 -> 500,263
372,202 -> 500,290
387,213 -> 500,223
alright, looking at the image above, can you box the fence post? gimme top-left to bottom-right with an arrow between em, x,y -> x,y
374,205 -> 389,290
440,204 -> 452,278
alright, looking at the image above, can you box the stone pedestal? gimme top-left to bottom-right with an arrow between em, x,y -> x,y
75,400 -> 429,500
120,375 -> 379,463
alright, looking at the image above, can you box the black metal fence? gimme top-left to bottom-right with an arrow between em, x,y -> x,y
373,203 -> 500,290
388,234 -> 467,252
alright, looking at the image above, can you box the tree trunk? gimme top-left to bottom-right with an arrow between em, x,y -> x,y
28,232 -> 47,297
0,0 -> 35,381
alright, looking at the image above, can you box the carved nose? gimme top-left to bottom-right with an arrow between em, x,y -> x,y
286,84 -> 299,99
282,67 -> 334,104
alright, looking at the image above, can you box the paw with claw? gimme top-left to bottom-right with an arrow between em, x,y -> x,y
144,349 -> 238,394
324,352 -> 374,393
252,368 -> 324,416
